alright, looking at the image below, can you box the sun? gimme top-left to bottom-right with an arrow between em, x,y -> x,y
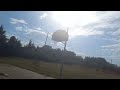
50,11 -> 99,38
51,11 -> 98,28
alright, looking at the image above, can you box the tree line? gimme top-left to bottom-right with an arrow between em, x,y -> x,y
0,25 -> 120,74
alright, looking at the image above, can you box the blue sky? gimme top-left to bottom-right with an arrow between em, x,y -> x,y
0,11 -> 120,65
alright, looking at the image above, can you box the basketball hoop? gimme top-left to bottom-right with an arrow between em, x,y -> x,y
51,29 -> 69,79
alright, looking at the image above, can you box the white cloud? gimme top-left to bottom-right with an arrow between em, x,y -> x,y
10,18 -> 28,24
101,43 -> 120,57
112,28 -> 120,36
83,12 -> 120,31
101,44 -> 120,48
96,11 -> 120,22
56,42 -> 64,47
15,26 -> 23,31
102,38 -> 117,42
68,27 -> 104,39
35,27 -> 42,30
25,28 -> 46,35
40,13 -> 47,19
14,24 -> 46,36
33,27 -> 42,31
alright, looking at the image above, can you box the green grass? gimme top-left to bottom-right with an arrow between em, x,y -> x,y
0,57 -> 120,79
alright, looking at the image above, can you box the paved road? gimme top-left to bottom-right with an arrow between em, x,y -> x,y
0,64 -> 54,79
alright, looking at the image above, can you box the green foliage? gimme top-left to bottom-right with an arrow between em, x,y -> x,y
8,36 -> 22,48
0,25 -> 7,47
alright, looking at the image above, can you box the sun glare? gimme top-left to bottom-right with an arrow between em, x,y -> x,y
51,11 -> 98,28
51,11 -> 99,38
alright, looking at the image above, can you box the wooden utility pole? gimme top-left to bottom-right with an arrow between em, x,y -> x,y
44,32 -> 49,45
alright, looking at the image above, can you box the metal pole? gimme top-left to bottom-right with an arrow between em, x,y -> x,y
59,41 -> 67,79
60,63 -> 63,79
59,28 -> 69,79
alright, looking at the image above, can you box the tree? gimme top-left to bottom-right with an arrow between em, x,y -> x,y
8,36 -> 22,48
25,40 -> 35,49
17,40 -> 22,47
42,45 -> 52,50
6,36 -> 22,56
0,25 -> 8,56
0,25 -> 7,47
